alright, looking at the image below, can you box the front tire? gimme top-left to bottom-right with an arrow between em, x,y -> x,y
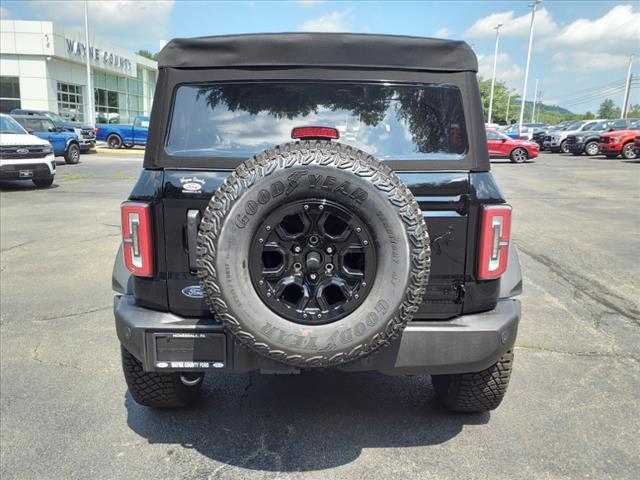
107,134 -> 123,149
33,177 -> 54,188
432,351 -> 514,413
560,140 -> 569,154
621,142 -> 636,160
121,346 -> 203,408
509,147 -> 528,163
64,143 -> 80,164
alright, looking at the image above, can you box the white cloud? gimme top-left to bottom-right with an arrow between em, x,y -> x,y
299,9 -> 352,32
552,51 -> 632,73
464,8 -> 558,38
296,0 -> 326,5
435,27 -> 452,38
544,4 -> 640,53
477,52 -> 522,83
0,6 -> 11,19
26,0 -> 174,51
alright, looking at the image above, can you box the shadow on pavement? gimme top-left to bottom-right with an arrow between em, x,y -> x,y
0,180 -> 59,191
126,370 -> 488,473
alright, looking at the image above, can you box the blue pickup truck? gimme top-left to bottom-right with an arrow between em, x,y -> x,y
12,114 -> 81,164
95,116 -> 149,149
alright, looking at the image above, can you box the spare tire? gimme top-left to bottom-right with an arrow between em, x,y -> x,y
197,141 -> 430,367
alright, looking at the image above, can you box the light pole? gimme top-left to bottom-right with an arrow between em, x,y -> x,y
487,23 -> 503,124
621,53 -> 635,119
518,0 -> 543,131
505,91 -> 512,124
530,78 -> 539,122
83,0 -> 93,127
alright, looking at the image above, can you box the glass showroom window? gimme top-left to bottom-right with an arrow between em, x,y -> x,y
0,76 -> 21,114
92,70 -> 149,124
57,82 -> 84,122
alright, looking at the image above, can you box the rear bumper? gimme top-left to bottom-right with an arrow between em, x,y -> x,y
114,295 -> 520,375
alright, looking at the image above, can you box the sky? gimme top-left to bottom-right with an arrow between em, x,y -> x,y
1,0 -> 639,114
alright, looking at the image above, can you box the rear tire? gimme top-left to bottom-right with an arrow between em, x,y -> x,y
585,141 -> 599,156
32,177 -> 54,188
432,351 -> 514,413
121,346 -> 203,408
64,143 -> 80,164
107,134 -> 123,149
560,140 -> 569,154
509,147 -> 528,163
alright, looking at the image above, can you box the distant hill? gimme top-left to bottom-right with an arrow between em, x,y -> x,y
512,98 -> 573,115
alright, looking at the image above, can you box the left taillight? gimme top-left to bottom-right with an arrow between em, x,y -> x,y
121,202 -> 154,277
477,204 -> 512,280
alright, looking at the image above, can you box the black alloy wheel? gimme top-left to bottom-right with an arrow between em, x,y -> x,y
249,199 -> 376,325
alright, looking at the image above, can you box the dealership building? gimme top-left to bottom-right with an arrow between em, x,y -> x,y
0,20 -> 157,124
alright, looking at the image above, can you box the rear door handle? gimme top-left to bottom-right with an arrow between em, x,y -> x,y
186,209 -> 201,271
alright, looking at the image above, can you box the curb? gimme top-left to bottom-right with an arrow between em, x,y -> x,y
94,148 -> 145,155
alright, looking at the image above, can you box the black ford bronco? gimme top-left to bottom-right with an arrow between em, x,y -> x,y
113,33 -> 522,413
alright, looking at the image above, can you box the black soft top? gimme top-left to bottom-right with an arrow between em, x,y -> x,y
159,33 -> 477,72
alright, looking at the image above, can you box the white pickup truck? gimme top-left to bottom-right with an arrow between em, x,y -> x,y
0,114 -> 56,188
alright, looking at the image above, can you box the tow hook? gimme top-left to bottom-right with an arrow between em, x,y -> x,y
179,373 -> 204,387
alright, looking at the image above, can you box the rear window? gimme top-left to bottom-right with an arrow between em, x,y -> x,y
165,82 -> 468,160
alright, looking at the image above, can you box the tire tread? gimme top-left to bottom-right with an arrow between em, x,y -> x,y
432,351 -> 514,413
121,347 -> 200,408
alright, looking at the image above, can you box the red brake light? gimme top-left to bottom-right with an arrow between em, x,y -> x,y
477,204 -> 512,280
121,202 -> 154,277
95,128 -> 100,135
291,126 -> 340,140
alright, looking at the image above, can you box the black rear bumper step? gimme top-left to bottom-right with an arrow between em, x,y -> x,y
114,294 -> 520,375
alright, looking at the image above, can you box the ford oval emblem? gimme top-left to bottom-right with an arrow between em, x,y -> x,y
181,285 -> 204,298
16,148 -> 30,154
182,182 -> 202,192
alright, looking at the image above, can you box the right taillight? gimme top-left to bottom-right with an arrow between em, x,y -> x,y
121,201 -> 154,277
477,204 -> 512,280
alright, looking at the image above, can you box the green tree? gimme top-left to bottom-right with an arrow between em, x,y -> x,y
477,77 -> 518,124
626,104 -> 640,117
598,99 -> 621,119
136,49 -> 159,61
583,111 -> 595,120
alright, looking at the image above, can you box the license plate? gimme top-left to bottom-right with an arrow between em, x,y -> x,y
19,170 -> 33,178
152,332 -> 226,369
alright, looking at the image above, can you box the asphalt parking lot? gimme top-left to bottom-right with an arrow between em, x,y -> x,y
1,151 -> 639,480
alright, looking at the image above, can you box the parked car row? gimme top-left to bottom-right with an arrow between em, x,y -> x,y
488,118 -> 640,161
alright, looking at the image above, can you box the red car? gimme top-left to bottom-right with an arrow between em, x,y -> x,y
598,121 -> 640,159
487,129 -> 539,163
